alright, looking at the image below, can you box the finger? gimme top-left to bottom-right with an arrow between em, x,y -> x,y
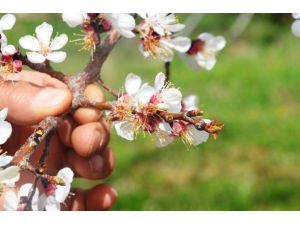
66,147 -> 115,179
57,116 -> 77,148
0,81 -> 72,125
71,122 -> 109,157
3,70 -> 68,88
73,84 -> 105,124
64,189 -> 86,211
85,184 -> 117,211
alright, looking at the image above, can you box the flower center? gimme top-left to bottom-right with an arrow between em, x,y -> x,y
187,39 -> 204,55
141,30 -> 161,56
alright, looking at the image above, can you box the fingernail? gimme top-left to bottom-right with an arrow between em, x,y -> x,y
32,87 -> 69,114
102,193 -> 113,209
89,154 -> 104,175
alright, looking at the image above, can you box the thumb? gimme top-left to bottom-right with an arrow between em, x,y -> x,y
0,81 -> 72,125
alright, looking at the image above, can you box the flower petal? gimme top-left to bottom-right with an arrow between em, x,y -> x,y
160,87 -> 182,105
111,13 -> 135,38
19,35 -> 40,51
198,32 -> 214,42
137,85 -> 156,104
183,95 -> 199,111
186,125 -> 209,146
50,34 -> 68,51
125,73 -> 142,95
0,155 -> 12,167
164,36 -> 191,53
114,121 -> 135,141
195,53 -> 216,70
0,166 -> 20,185
45,195 -> 61,211
26,52 -> 46,63
1,44 -> 17,56
46,51 -> 67,63
0,121 -> 12,145
35,22 -> 53,47
292,20 -> 300,37
0,14 -> 16,31
57,167 -> 74,184
292,13 -> 300,19
0,108 -> 8,121
55,184 -> 71,203
154,72 -> 166,91
206,36 -> 226,52
62,13 -> 87,28
4,191 -> 18,211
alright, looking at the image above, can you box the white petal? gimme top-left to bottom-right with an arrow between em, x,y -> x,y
35,22 -> 53,47
46,51 -> 66,63
292,20 -> 300,37
156,133 -> 174,148
0,166 -> 20,184
1,44 -> 17,56
187,125 -> 209,146
0,108 -> 8,121
161,87 -> 182,105
0,14 -> 16,31
19,35 -> 41,51
125,73 -> 142,95
0,121 -> 12,145
0,155 -> 12,167
156,44 -> 174,62
114,121 -> 135,141
139,44 -> 151,58
37,194 -> 47,211
4,191 -> 18,211
111,14 -> 135,38
137,85 -> 156,104
62,13 -> 86,28
206,36 -> 226,52
198,33 -> 214,42
0,32 -> 7,46
292,13 -> 300,19
19,183 -> 33,197
57,167 -> 74,184
154,72 -> 166,91
183,95 -> 199,111
164,36 -> 191,53
55,184 -> 70,203
45,195 -> 61,211
26,52 -> 46,63
50,34 -> 68,51
195,53 -> 216,70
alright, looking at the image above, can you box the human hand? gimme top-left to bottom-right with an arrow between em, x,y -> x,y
0,70 -> 117,210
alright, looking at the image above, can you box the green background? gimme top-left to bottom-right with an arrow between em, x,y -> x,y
7,14 -> 300,210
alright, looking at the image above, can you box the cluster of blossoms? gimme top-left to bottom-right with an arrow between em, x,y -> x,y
0,13 -> 225,210
109,72 -> 223,147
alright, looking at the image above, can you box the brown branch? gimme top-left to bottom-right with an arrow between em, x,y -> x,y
83,30 -> 121,84
11,117 -> 61,168
97,79 -> 118,98
18,54 -> 69,83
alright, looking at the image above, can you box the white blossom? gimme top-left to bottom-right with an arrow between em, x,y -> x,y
186,33 -> 226,70
19,22 -> 68,63
4,183 -> 39,211
0,14 -> 16,41
38,167 -> 74,211
139,13 -> 185,36
292,13 -> 300,37
105,14 -> 136,38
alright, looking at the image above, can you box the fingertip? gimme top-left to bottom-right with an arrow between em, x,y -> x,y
85,184 -> 117,211
71,122 -> 109,157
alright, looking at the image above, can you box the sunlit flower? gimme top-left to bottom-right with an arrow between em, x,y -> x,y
186,33 -> 226,70
112,72 -> 182,140
19,22 -> 68,63
4,183 -> 39,211
138,13 -> 185,36
38,167 -> 74,211
0,108 -> 12,145
139,29 -> 191,62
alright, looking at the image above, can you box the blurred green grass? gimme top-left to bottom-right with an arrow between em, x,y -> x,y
7,14 -> 300,210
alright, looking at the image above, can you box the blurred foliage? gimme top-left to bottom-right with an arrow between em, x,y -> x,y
7,13 -> 300,210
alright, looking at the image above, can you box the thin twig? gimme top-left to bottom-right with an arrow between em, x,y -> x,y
24,176 -> 40,211
165,62 -> 171,83
98,79 -> 118,98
